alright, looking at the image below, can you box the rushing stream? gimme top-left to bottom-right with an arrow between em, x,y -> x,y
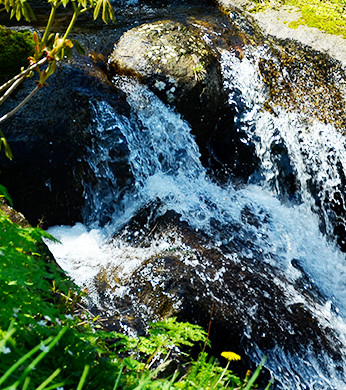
45,2 -> 346,389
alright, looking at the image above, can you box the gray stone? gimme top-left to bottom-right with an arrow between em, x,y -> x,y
108,20 -> 224,147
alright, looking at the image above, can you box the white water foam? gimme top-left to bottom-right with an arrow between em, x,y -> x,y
47,73 -> 346,314
46,57 -> 346,389
221,47 -> 346,244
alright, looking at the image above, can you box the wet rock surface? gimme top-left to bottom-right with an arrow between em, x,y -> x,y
0,57 -> 131,227
92,210 -> 344,386
108,19 -> 224,148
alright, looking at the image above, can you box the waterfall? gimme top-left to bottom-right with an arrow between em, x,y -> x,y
221,47 -> 346,249
46,45 -> 346,389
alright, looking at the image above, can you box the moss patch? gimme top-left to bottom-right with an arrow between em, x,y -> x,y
252,0 -> 346,38
0,26 -> 35,83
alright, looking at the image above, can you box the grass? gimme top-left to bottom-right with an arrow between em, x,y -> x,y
251,0 -> 346,39
0,189 -> 270,389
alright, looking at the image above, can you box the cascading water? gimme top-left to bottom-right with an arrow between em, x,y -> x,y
220,47 -> 346,250
46,14 -> 346,390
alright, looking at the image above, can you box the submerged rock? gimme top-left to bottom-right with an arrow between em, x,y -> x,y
108,20 -> 224,149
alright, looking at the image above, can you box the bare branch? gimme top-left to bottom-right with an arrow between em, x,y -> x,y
0,85 -> 40,125
0,76 -> 25,106
0,57 -> 47,95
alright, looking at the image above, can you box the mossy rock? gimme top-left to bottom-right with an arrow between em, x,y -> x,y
0,26 -> 35,83
108,20 -> 222,110
108,20 -> 224,150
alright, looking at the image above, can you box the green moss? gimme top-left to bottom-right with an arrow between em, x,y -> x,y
287,0 -> 346,38
0,25 -> 35,83
251,0 -> 346,38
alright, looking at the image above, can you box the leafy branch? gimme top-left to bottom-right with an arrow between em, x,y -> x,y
0,0 -> 114,159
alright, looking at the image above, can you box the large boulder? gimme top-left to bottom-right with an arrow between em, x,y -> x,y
108,20 -> 224,150
0,57 -> 132,227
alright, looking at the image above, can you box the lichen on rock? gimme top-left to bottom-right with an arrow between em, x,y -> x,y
108,20 -> 224,148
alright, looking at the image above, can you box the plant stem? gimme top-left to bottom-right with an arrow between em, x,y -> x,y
0,335 -> 54,386
41,4 -> 59,50
213,361 -> 230,388
13,327 -> 68,388
76,364 -> 90,390
36,368 -> 61,390
63,5 -> 81,40
0,85 -> 40,125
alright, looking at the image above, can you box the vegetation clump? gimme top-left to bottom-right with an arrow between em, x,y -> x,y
0,26 -> 35,83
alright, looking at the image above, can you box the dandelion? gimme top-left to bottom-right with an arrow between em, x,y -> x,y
215,351 -> 242,387
221,351 -> 241,361
1,346 -> 11,354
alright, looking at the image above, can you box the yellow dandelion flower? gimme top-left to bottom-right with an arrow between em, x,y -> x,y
221,351 -> 241,361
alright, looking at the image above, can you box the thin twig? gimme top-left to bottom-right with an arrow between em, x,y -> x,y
0,85 -> 40,125
139,221 -> 159,247
202,301 -> 214,355
0,57 -> 47,95
0,76 -> 25,106
57,291 -> 96,319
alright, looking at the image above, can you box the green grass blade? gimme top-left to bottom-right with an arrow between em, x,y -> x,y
12,327 -> 67,388
0,320 -> 16,352
113,363 -> 124,390
264,377 -> 274,390
244,356 -> 267,390
21,376 -> 30,390
0,336 -> 54,386
36,368 -> 61,390
76,364 -> 90,390
0,184 -> 14,206
43,382 -> 66,390
0,328 -> 16,353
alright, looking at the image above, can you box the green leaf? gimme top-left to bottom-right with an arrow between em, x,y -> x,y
1,0 -> 35,22
93,0 -> 102,20
92,0 -> 114,24
0,184 -> 14,207
71,39 -> 86,55
0,130 -> 13,160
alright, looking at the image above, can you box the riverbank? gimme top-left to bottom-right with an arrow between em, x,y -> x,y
219,0 -> 346,69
